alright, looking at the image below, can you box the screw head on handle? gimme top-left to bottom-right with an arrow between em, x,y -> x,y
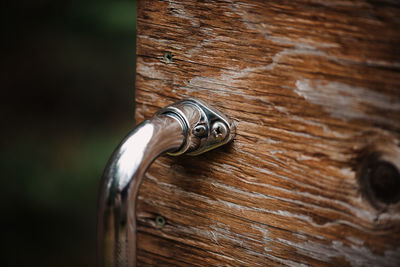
193,125 -> 207,137
212,121 -> 228,141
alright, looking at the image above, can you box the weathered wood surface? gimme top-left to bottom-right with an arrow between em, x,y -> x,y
135,0 -> 400,266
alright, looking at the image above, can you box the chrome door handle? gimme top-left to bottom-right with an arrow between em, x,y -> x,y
97,98 -> 235,267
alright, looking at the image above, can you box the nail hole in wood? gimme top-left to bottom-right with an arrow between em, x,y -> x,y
162,51 -> 173,63
155,215 -> 166,227
358,153 -> 400,207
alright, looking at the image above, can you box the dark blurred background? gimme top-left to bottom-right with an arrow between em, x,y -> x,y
1,1 -> 136,266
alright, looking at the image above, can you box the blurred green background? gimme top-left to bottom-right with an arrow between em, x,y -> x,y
1,1 -> 136,266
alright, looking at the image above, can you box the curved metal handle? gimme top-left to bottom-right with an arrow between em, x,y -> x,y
97,98 -> 235,267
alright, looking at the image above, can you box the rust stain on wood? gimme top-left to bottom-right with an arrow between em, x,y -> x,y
135,0 -> 400,266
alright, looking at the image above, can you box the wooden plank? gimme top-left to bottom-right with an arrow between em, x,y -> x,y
135,0 -> 400,266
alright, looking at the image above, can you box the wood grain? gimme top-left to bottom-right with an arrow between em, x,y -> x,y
134,0 -> 400,266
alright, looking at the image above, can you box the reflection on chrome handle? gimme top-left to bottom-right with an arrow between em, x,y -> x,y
97,98 -> 235,267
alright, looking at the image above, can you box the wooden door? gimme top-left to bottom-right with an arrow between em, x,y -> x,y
134,1 -> 400,266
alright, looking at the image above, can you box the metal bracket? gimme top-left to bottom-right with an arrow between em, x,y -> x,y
156,98 -> 236,156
